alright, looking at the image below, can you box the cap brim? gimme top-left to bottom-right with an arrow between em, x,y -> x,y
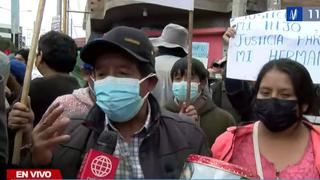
80,38 -> 150,66
150,37 -> 188,54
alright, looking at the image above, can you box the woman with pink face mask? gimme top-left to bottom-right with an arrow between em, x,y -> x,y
212,59 -> 320,179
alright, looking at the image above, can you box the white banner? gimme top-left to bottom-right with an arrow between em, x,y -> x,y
139,0 -> 194,10
227,10 -> 320,84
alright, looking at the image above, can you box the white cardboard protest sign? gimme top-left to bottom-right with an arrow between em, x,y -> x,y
227,10 -> 320,84
192,42 -> 210,67
138,0 -> 194,11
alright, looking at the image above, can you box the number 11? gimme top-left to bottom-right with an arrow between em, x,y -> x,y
308,9 -> 320,20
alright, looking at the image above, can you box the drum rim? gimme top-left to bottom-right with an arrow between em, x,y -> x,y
187,154 -> 259,179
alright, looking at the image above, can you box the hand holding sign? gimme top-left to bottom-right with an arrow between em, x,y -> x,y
12,0 -> 46,165
180,103 -> 199,122
31,103 -> 70,166
223,27 -> 236,43
8,97 -> 33,132
227,10 -> 320,84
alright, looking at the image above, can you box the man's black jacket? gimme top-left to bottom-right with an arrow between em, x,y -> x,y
23,95 -> 211,178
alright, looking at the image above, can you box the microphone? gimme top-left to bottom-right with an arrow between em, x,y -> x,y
77,130 -> 119,179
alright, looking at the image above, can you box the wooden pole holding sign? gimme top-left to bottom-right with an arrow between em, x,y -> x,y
12,0 -> 46,165
186,10 -> 194,104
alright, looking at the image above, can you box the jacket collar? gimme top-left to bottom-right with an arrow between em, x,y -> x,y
195,94 -> 217,115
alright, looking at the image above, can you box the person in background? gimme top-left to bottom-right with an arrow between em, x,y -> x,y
8,63 -> 95,158
21,26 -> 210,178
222,27 -> 258,122
7,31 -> 79,161
166,57 -> 235,146
0,52 -> 10,111
210,57 -> 242,122
7,50 -> 27,103
6,74 -> 22,106
43,62 -> 95,124
151,23 -> 188,107
9,59 -> 26,85
208,58 -> 225,80
14,48 -> 29,64
0,75 -> 8,179
0,52 -> 9,164
212,59 -> 320,179
70,49 -> 88,88
29,31 -> 79,126
0,37 -> 15,56
80,63 -> 94,87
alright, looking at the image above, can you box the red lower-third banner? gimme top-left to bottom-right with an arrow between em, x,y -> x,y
7,169 -> 62,180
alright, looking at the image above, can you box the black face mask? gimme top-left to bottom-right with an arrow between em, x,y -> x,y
253,98 -> 298,132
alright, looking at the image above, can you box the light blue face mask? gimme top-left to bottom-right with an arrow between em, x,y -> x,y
172,81 -> 200,103
94,74 -> 153,123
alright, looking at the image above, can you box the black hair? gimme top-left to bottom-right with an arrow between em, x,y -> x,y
254,59 -> 315,114
170,57 -> 209,82
15,48 -> 29,62
38,31 -> 77,73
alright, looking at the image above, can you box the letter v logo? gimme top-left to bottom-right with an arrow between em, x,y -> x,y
286,7 -> 303,21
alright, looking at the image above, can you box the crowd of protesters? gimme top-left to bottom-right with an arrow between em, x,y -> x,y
0,23 -> 319,179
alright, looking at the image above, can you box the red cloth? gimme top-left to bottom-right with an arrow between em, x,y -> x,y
4,49 -> 11,55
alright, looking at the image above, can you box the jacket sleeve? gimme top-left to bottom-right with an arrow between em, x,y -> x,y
197,129 -> 212,157
199,142 -> 212,157
211,129 -> 235,161
0,75 -> 8,163
20,152 -> 53,168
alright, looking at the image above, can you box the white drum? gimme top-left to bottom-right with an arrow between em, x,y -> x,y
180,155 -> 259,179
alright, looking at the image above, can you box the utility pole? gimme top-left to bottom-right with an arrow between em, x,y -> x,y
57,0 -> 62,16
70,18 -> 73,37
67,0 -> 71,36
57,0 -> 62,31
267,0 -> 281,10
11,0 -> 20,49
223,0 -> 248,57
231,0 -> 247,18
62,0 -> 68,34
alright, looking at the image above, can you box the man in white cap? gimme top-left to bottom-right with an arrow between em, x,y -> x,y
151,23 -> 188,107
